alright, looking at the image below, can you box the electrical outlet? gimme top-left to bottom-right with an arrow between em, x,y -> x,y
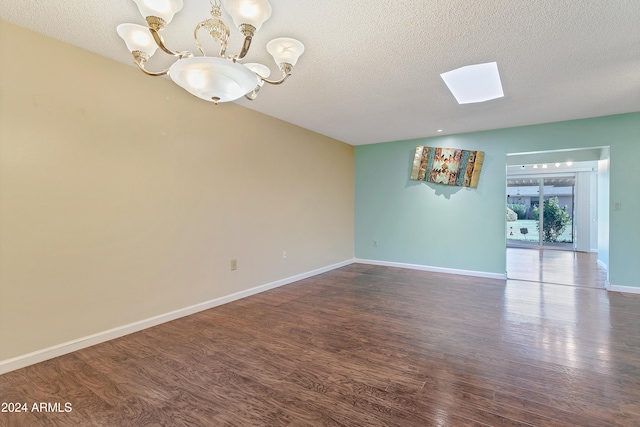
282,250 -> 287,259
230,259 -> 237,271
373,240 -> 378,247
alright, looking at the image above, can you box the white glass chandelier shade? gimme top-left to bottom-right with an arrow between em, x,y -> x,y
266,38 -> 305,67
243,63 -> 270,90
243,63 -> 270,78
169,57 -> 259,103
117,23 -> 159,57
132,0 -> 184,24
223,0 -> 272,31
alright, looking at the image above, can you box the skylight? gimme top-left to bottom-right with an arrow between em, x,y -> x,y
440,62 -> 504,104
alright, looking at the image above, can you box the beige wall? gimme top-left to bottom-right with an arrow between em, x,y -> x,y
0,21 -> 354,361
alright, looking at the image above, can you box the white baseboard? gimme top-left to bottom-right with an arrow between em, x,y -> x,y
610,284 -> 640,294
0,259 -> 355,375
597,259 -> 608,271
355,259 -> 507,280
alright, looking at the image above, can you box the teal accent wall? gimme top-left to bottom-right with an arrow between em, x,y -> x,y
355,113 -> 640,287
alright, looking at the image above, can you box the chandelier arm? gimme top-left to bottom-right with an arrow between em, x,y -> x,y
261,73 -> 291,85
134,61 -> 169,77
236,35 -> 253,60
194,23 -> 208,57
149,28 -> 191,58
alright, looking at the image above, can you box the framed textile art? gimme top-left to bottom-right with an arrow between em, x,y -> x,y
410,146 -> 484,188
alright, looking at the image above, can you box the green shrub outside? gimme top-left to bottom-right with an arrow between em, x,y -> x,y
531,197 -> 571,242
507,203 -> 527,220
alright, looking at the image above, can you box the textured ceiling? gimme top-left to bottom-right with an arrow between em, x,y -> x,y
1,0 -> 639,145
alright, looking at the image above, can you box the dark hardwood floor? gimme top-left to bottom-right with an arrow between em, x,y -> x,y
2,264 -> 640,426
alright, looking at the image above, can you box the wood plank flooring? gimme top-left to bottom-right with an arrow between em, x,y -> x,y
2,264 -> 640,426
507,247 -> 607,289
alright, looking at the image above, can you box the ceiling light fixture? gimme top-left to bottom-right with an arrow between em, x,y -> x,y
440,62 -> 504,104
117,0 -> 305,104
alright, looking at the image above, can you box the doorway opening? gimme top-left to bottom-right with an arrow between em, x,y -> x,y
505,148 -> 610,288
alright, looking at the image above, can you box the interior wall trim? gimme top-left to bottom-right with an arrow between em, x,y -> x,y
610,284 -> 640,295
355,259 -> 507,280
0,259 -> 356,375
597,259 -> 608,271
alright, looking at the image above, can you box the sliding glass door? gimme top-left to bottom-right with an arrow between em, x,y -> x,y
507,175 -> 575,249
507,178 -> 539,247
541,177 -> 574,249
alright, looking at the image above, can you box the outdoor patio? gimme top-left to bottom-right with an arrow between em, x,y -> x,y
506,219 -> 573,243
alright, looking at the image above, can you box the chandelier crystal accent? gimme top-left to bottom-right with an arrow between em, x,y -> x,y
117,0 -> 304,104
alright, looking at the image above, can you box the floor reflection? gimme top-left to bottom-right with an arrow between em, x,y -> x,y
506,247 -> 607,288
502,280 -> 612,371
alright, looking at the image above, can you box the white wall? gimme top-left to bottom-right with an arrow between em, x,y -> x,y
597,155 -> 610,277
590,170 -> 598,252
575,171 -> 592,252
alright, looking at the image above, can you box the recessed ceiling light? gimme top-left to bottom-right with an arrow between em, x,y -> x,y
437,129 -> 443,133
542,164 -> 548,169
555,163 -> 561,167
566,161 -> 573,166
440,62 -> 504,104
533,164 -> 538,169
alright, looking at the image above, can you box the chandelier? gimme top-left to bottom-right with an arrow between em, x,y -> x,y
117,0 -> 305,104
